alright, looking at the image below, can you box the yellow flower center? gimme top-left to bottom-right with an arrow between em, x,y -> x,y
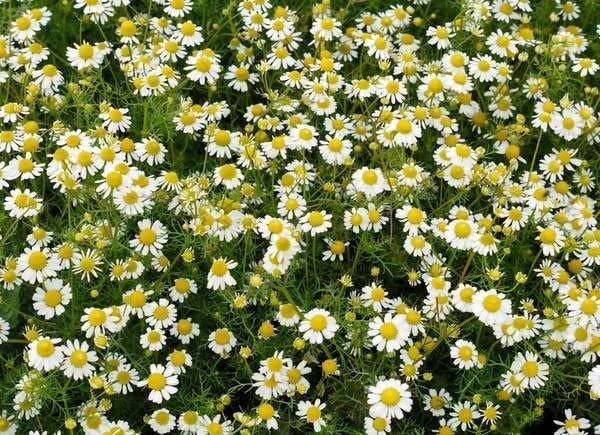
361,169 -> 379,185
70,349 -> 88,367
454,221 -> 472,238
44,289 -> 62,307
88,308 -> 106,326
482,294 -> 501,312
305,406 -> 321,422
396,118 -> 413,134
146,372 -> 167,390
380,387 -> 400,405
211,259 -> 228,277
309,314 -> 327,331
36,339 -> 55,357
458,346 -> 473,360
521,361 -> 539,377
257,403 -> 275,420
307,211 -> 324,227
78,43 -> 94,60
379,322 -> 398,340
214,328 -> 230,345
539,228 -> 556,244
137,228 -> 157,246
28,250 -> 47,270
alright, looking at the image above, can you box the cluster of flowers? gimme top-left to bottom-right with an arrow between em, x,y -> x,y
0,0 -> 599,433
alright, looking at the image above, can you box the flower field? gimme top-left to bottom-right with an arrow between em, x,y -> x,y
0,0 -> 599,433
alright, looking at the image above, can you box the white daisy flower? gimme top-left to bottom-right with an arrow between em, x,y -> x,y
185,49 -> 221,84
296,399 -> 327,432
299,210 -> 332,236
510,351 -> 549,390
450,339 -> 480,369
61,339 -> 98,380
140,327 -> 167,352
27,336 -> 64,372
367,378 -> 413,420
207,257 -> 237,290
208,328 -> 237,356
472,289 -> 512,326
138,364 -> 179,404
32,278 -> 72,319
298,308 -> 339,344
16,247 -> 59,284
149,408 -> 177,434
143,298 -> 177,329
130,219 -> 168,257
351,167 -> 390,198
368,313 -> 410,352
99,107 -> 131,133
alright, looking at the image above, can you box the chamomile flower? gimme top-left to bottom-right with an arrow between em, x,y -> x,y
486,30 -> 518,58
80,307 -> 118,338
450,339 -> 481,369
444,218 -> 477,251
149,408 -> 177,434
360,283 -> 389,312
448,401 -> 481,431
311,16 -> 342,41
423,388 -> 452,417
207,257 -> 237,290
31,64 -> 63,95
72,249 -> 103,281
367,379 -> 413,420
224,64 -> 258,92
553,408 -> 591,435
550,109 -> 584,141
322,239 -> 348,261
99,107 -> 131,133
510,351 -> 549,390
275,303 -> 301,326
296,399 -> 327,432
66,42 -> 104,70
364,416 -> 391,435
427,24 -> 455,49
256,402 -> 279,430
138,364 -> 179,404
472,289 -> 512,326
135,137 -> 166,165
300,210 -> 332,236
144,298 -> 177,329
4,188 -> 42,219
170,317 -> 200,344
299,308 -> 339,344
32,279 -> 72,319
318,135 -> 352,165
537,225 -> 565,256
214,163 -> 244,189
572,57 -> 599,77
61,339 -> 97,380
185,49 -> 221,84
198,415 -> 232,435
108,363 -> 139,395
368,313 -> 410,352
344,207 -> 369,233
352,167 -> 390,197
27,336 -> 63,372
130,219 -> 168,257
17,247 -> 59,284
168,277 -> 197,303
140,327 -> 167,352
208,328 -> 237,356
